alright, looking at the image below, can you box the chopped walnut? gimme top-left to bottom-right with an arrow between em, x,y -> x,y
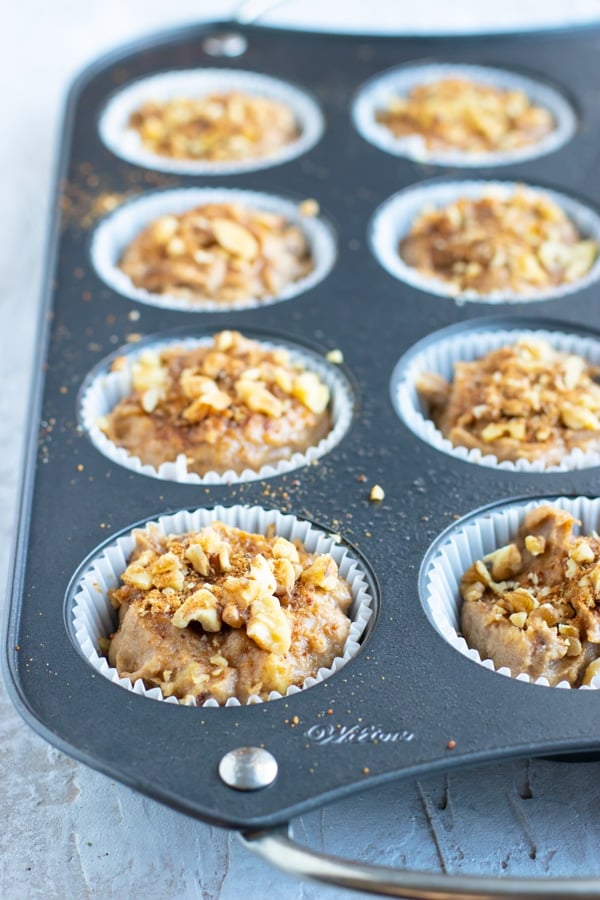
100,331 -> 332,476
128,91 -> 299,162
108,521 -> 353,704
460,505 -> 600,686
400,188 -> 598,296
417,339 -> 600,465
118,201 -> 314,305
376,78 -> 555,155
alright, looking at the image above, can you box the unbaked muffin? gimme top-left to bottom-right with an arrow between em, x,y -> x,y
416,338 -> 600,465
118,200 -> 315,304
399,187 -> 598,296
376,78 -> 555,155
100,330 -> 331,476
128,91 -> 299,162
108,521 -> 352,703
460,505 -> 600,687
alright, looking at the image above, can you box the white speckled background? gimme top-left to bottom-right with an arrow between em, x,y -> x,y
3,2 -> 600,897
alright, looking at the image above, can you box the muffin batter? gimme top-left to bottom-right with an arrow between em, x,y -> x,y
101,330 -> 332,476
108,521 -> 353,703
460,505 -> 600,687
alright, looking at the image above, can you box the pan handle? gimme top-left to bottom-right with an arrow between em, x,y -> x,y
233,0 -> 294,26
240,824 -> 600,899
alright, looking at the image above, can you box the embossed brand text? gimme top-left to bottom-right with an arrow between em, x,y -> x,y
305,723 -> 415,745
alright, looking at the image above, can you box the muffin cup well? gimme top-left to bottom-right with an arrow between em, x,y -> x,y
391,322 -> 600,472
90,187 -> 337,312
370,180 -> 600,303
420,496 -> 600,690
99,68 -> 324,175
70,505 -> 376,707
353,62 -> 576,167
79,332 -> 354,484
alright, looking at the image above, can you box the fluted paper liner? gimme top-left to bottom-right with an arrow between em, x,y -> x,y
99,68 -> 324,175
392,325 -> 600,472
71,505 -> 374,706
91,187 -> 336,312
421,496 -> 600,690
353,63 -> 576,168
370,181 -> 600,303
80,334 -> 353,484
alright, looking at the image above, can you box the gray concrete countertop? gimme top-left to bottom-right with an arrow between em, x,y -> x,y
3,2 -> 600,897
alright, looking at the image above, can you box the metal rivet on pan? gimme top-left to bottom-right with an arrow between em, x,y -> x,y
218,747 -> 278,791
202,33 -> 248,58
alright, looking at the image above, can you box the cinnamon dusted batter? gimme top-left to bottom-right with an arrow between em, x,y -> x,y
376,78 -> 554,155
417,339 -> 600,465
108,521 -> 353,704
119,200 -> 315,305
100,330 -> 331,477
129,91 -> 299,162
399,188 -> 598,296
460,505 -> 600,687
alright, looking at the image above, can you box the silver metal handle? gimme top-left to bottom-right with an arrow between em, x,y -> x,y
234,0 -> 292,26
240,824 -> 600,899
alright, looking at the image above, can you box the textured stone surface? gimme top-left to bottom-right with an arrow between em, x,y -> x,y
3,2 -> 600,898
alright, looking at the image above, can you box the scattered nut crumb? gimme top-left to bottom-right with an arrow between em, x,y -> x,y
447,739 -> 456,750
299,198 -> 320,217
128,310 -> 141,321
326,349 -> 343,364
370,484 -> 385,502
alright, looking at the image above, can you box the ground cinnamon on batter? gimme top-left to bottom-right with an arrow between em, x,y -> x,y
460,505 -> 600,686
376,78 -> 555,155
108,521 -> 352,703
399,188 -> 597,296
100,330 -> 332,476
417,339 -> 600,465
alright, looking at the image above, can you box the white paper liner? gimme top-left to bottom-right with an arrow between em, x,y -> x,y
80,334 -> 353,484
421,496 -> 600,690
99,69 -> 324,175
391,325 -> 600,473
370,180 -> 600,304
71,505 -> 374,706
353,63 -> 576,167
90,188 -> 336,312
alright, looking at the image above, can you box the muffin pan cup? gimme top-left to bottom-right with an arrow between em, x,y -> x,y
6,19 -> 600,843
71,504 -> 374,706
90,186 -> 337,311
352,61 -> 577,167
391,317 -> 600,472
369,178 -> 600,303
420,494 -> 600,688
99,67 -> 325,175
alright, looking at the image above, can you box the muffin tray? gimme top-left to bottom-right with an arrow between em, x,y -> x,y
6,19 -> 600,846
